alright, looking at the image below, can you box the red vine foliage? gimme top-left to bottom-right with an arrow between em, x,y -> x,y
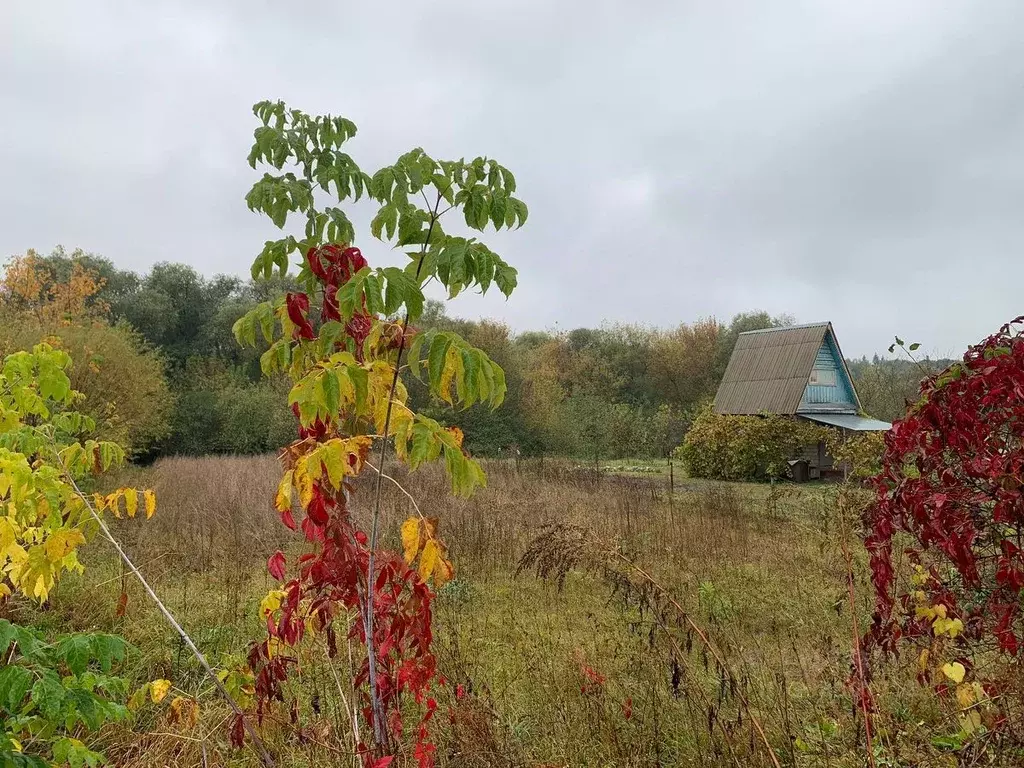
245,246 -> 440,764
234,100 -> 526,765
864,316 -> 1024,731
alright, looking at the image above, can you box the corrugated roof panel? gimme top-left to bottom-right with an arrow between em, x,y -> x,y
713,323 -> 831,415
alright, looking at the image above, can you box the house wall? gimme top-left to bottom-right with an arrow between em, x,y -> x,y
798,332 -> 857,411
795,440 -> 835,479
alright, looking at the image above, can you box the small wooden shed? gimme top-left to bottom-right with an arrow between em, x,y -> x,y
713,322 -> 891,479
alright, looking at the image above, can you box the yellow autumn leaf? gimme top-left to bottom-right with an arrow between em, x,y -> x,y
955,683 -> 975,709
150,679 -> 172,703
123,488 -> 138,518
43,528 -> 85,562
349,435 -> 372,472
437,345 -> 460,404
418,538 -> 440,582
294,460 -> 314,509
933,617 -> 964,639
33,574 -> 50,601
941,662 -> 966,684
434,557 -> 454,589
401,517 -> 421,564
917,648 -> 930,672
169,696 -> 200,728
0,517 -> 16,551
143,489 -> 157,519
320,441 -> 348,489
275,470 -> 293,513
260,589 -> 285,618
104,492 -> 121,519
911,564 -> 927,586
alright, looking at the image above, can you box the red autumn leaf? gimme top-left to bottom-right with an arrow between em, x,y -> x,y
301,516 -> 324,542
279,506 -> 297,530
338,246 -> 368,281
306,246 -> 329,280
268,551 -> 287,581
115,590 -> 128,618
285,292 -> 315,340
371,758 -> 394,768
307,488 -> 329,525
346,312 -> 373,350
229,713 -> 246,748
322,283 -> 341,322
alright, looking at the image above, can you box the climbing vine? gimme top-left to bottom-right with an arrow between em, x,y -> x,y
865,316 -> 1024,742
233,100 -> 526,764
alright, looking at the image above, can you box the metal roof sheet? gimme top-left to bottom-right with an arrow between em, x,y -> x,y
801,413 -> 892,431
713,323 -> 831,415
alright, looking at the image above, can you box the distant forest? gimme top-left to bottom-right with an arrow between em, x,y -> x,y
0,247 -> 944,460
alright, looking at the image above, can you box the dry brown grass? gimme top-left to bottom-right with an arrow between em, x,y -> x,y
34,455 -> 1013,767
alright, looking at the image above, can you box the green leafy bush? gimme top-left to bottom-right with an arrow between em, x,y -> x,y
676,405 -> 828,481
163,362 -> 293,456
0,620 -> 132,768
826,429 -> 885,480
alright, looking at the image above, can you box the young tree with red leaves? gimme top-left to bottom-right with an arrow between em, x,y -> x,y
233,101 -> 527,766
865,316 -> 1024,739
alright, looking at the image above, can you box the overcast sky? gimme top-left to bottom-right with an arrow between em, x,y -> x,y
3,1 -> 1023,358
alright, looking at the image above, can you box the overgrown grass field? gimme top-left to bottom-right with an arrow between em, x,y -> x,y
7,457 -> 987,766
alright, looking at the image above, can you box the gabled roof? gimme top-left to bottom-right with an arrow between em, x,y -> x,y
713,322 -> 862,415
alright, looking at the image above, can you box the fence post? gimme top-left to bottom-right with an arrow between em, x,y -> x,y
668,455 -> 675,523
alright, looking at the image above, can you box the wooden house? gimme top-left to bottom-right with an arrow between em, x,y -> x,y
713,322 -> 891,479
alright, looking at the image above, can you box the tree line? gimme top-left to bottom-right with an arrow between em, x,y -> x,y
0,247 -> 937,460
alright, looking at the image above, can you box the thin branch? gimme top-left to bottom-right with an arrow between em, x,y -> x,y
362,187 -> 443,752
365,460 -> 426,521
90,551 -> 177,588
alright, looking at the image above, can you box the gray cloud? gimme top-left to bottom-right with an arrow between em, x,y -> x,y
2,0 -> 1023,357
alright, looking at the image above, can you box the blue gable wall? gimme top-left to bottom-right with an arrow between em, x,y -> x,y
798,331 -> 858,413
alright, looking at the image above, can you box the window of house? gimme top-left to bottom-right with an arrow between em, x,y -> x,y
809,369 -> 837,386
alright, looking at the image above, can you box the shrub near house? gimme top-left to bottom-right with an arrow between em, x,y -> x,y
677,405 -> 828,481
688,322 -> 891,481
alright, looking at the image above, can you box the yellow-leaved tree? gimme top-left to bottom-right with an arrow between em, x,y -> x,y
0,252 -> 172,455
0,342 -> 160,766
